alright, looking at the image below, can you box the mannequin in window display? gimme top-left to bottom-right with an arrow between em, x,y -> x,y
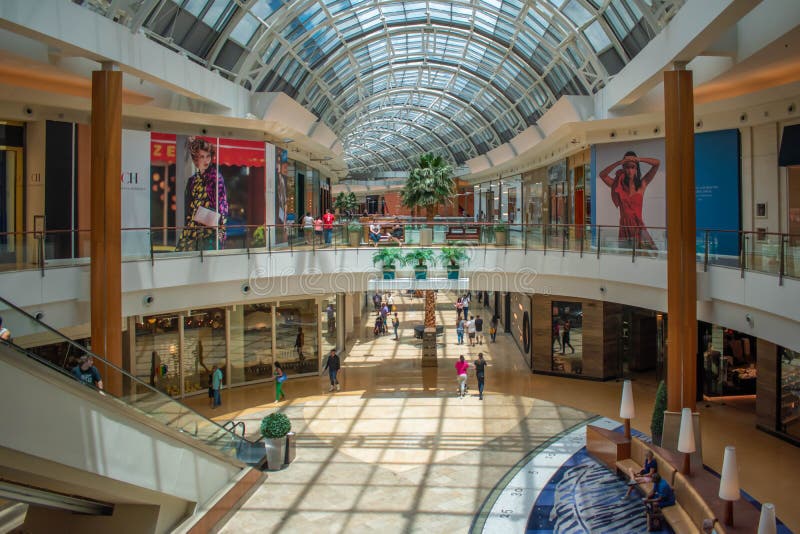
175,137 -> 229,251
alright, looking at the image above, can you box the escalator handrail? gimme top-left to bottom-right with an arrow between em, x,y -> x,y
0,295 -> 261,446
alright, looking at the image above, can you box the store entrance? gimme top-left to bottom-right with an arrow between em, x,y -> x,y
699,322 -> 757,401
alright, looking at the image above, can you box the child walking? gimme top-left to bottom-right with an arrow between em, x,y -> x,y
274,362 -> 287,403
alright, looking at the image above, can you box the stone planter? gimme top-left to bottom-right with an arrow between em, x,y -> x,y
264,437 -> 286,470
383,269 -> 396,280
419,227 -> 433,246
348,231 -> 361,247
495,231 -> 507,246
414,267 -> 428,280
284,432 -> 296,466
447,265 -> 459,280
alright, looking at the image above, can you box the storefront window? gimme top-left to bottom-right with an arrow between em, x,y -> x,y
135,314 -> 180,396
275,299 -> 318,375
780,347 -> 800,440
183,308 -> 227,395
700,323 -> 757,397
551,301 -> 583,375
321,295 -> 337,357
229,303 -> 273,385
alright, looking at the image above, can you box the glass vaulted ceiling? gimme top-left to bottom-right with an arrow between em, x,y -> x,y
79,0 -> 684,174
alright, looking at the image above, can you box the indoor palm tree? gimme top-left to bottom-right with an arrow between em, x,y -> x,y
401,153 -> 455,333
402,249 -> 436,280
372,248 -> 404,280
439,246 -> 468,279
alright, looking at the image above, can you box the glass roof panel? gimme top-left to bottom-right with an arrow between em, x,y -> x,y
82,0 -> 686,174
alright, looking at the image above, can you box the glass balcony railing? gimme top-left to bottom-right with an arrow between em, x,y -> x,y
1,222 -> 798,282
0,296 -> 265,466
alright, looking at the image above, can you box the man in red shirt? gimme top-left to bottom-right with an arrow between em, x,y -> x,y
322,209 -> 335,245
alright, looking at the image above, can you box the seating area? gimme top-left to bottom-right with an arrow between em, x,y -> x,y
445,225 -> 481,241
586,428 -> 767,534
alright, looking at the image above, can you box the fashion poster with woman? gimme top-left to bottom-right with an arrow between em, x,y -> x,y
592,139 -> 666,252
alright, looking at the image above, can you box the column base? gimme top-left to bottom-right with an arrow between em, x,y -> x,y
421,329 -> 437,367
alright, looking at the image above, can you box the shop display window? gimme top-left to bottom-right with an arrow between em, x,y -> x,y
275,299 -> 318,375
229,303 -> 273,385
183,308 -> 227,395
135,314 -> 180,396
780,347 -> 800,440
700,323 -> 757,397
321,295 -> 337,357
551,301 -> 583,375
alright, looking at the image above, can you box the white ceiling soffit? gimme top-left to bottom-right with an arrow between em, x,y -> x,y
466,155 -> 492,175
509,126 -> 545,155
251,92 -> 318,135
537,95 -> 596,137
486,143 -> 517,167
0,0 -> 248,113
597,0 -> 760,113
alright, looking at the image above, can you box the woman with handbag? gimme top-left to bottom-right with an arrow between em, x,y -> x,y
176,137 -> 229,251
274,362 -> 287,403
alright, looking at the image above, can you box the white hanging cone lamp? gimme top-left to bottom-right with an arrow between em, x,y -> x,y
719,446 -> 740,526
619,379 -> 635,439
677,407 -> 696,475
757,503 -> 776,534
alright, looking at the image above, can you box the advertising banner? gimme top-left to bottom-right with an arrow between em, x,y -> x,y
121,129 -> 152,257
592,138 -> 667,251
150,134 -> 267,251
695,129 -> 740,256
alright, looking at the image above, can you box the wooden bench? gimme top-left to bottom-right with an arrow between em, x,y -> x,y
445,225 -> 480,242
614,437 -> 727,534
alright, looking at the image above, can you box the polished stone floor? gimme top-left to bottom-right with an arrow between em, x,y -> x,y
184,294 -> 800,533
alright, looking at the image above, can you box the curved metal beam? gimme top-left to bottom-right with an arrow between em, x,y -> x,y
343,128 -> 430,165
343,117 -> 459,162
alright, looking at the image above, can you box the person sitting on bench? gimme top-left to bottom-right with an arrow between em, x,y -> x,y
369,221 -> 382,246
644,473 -> 675,508
383,226 -> 402,246
624,449 -> 657,498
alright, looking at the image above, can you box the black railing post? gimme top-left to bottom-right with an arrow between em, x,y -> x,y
597,226 -> 601,259
150,232 -> 154,266
580,229 -> 584,258
779,233 -> 785,286
562,227 -> 566,257
268,226 -> 272,254
632,235 -> 636,263
524,223 -> 528,254
544,225 -> 548,256
740,233 -> 746,278
703,230 -> 709,272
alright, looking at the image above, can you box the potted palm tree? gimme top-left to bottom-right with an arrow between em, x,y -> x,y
494,223 -> 508,246
439,246 -> 468,280
401,153 -> 455,247
402,249 -> 436,280
261,412 -> 291,470
347,222 -> 362,247
372,248 -> 404,280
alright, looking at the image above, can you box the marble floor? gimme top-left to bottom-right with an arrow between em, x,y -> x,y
184,294 -> 800,533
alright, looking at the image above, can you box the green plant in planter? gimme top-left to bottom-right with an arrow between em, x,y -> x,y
439,246 -> 468,280
260,412 -> 291,439
650,380 -> 667,445
346,222 -> 362,247
402,249 -> 436,280
372,248 -> 404,279
347,222 -> 362,233
493,223 -> 509,233
251,225 -> 266,247
493,223 -> 509,246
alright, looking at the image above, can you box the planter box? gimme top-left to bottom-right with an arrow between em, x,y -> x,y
447,266 -> 459,280
383,270 -> 396,280
414,268 -> 428,280
495,231 -> 507,246
284,432 -> 296,466
348,231 -> 361,247
264,437 -> 285,470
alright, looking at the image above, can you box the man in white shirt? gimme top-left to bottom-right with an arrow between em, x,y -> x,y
387,294 -> 394,311
302,212 -> 314,245
466,316 -> 477,347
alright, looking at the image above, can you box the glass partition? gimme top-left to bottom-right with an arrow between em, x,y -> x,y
183,308 -> 227,395
551,301 -> 583,375
699,323 -> 757,397
229,303 -> 273,386
780,347 -> 800,440
321,295 -> 337,357
135,314 -> 181,396
275,299 -> 318,375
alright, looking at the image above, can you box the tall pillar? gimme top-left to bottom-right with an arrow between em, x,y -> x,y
664,66 -> 697,412
90,65 -> 123,395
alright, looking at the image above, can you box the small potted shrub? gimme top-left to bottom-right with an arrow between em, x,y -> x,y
251,225 -> 266,248
260,412 -> 291,470
439,246 -> 468,280
372,248 -> 404,280
403,249 -> 436,280
650,380 -> 667,446
347,222 -> 362,247
494,223 -> 508,246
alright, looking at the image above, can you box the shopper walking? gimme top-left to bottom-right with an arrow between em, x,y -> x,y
475,315 -> 484,345
323,349 -> 341,392
466,316 -> 477,347
490,315 -> 499,343
456,317 -> 465,345
455,297 -> 463,320
474,353 -> 487,400
322,208 -> 335,245
302,212 -> 314,245
455,355 -> 470,398
211,364 -> 223,408
462,294 -> 470,320
392,312 -> 400,340
274,362 -> 287,403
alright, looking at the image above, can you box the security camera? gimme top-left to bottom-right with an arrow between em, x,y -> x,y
201,128 -> 207,135
34,312 -> 45,321
599,286 -> 606,294
145,122 -> 152,130
745,313 -> 753,326
143,295 -> 154,306
24,107 -> 33,116
241,283 -> 251,294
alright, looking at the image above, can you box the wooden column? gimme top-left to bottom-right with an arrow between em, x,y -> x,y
664,67 -> 697,412
90,66 -> 123,395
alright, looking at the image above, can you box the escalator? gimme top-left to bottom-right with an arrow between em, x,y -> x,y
0,296 -> 266,468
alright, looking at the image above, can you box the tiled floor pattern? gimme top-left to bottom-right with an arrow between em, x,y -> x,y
181,293 -> 800,533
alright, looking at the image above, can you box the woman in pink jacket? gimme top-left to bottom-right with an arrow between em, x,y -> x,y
455,355 -> 470,398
